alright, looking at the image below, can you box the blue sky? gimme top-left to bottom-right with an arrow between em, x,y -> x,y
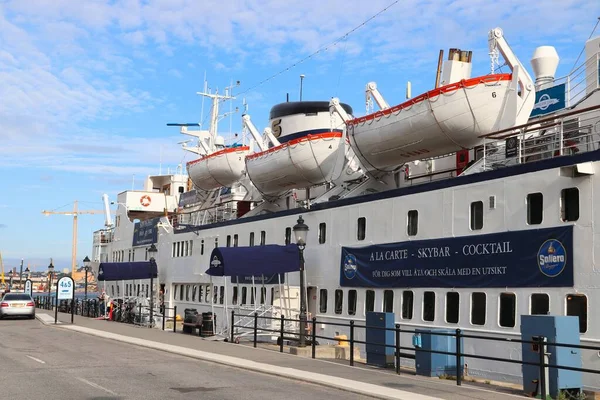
0,0 -> 598,271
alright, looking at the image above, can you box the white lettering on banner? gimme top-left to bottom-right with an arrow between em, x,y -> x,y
371,266 -> 508,280
369,249 -> 409,262
417,246 -> 451,258
462,242 -> 513,256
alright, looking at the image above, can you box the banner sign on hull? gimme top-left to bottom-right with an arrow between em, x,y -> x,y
340,226 -> 573,288
230,274 -> 285,285
132,217 -> 160,246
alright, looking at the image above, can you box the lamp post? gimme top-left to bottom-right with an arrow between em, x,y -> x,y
83,256 -> 91,302
148,243 -> 158,327
293,215 -> 309,347
47,259 -> 55,296
19,259 -> 23,289
299,74 -> 305,101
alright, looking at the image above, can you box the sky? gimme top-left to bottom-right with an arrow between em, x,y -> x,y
0,0 -> 598,271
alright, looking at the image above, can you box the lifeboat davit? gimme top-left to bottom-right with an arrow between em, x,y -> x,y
186,145 -> 250,191
245,101 -> 353,196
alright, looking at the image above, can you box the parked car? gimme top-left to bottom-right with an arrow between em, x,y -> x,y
0,293 -> 35,319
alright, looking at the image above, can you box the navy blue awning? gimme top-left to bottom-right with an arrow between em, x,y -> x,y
97,261 -> 158,281
206,245 -> 300,277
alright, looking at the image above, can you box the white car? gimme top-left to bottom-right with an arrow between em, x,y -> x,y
0,293 -> 35,319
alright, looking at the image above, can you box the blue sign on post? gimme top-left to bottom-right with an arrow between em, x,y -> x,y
132,217 -> 160,246
531,83 -> 566,117
340,225 -> 573,288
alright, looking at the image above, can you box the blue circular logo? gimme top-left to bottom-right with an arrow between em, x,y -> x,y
537,239 -> 567,277
343,254 -> 357,280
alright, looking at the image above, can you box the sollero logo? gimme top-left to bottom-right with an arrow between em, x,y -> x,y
343,254 -> 357,279
537,239 -> 567,277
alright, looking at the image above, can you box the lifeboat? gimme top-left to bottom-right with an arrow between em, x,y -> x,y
245,101 -> 353,196
348,29 -> 536,173
186,145 -> 250,191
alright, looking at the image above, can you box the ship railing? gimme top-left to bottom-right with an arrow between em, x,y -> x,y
478,104 -> 600,172
230,312 -> 600,399
228,305 -> 299,341
553,52 -> 600,107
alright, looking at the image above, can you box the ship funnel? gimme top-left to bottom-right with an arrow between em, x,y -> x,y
530,46 -> 559,90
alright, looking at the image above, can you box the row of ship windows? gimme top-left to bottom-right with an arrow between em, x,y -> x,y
111,248 -> 151,262
190,187 -> 580,253
172,283 -> 589,334
319,289 -> 588,333
107,283 -> 150,298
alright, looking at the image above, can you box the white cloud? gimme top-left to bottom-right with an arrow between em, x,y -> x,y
168,68 -> 182,78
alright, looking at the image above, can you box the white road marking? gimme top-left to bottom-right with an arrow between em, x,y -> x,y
25,355 -> 46,364
76,377 -> 118,396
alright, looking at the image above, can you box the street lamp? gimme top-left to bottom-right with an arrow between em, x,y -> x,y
47,259 -> 55,296
83,256 -> 91,301
19,259 -> 23,289
292,215 -> 309,347
147,244 -> 158,326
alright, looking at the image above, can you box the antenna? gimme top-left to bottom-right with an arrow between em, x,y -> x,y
299,74 -> 305,101
132,174 -> 135,190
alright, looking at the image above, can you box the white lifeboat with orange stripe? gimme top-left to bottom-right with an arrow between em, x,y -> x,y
348,28 -> 535,173
186,144 -> 250,191
245,101 -> 353,196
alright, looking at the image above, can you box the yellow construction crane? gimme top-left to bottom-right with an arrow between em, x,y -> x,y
0,251 -> 5,288
42,200 -> 107,277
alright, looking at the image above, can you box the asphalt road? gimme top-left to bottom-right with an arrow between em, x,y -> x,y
0,317 -> 374,400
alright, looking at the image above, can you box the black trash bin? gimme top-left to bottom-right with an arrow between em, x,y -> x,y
183,308 -> 198,334
200,312 -> 216,337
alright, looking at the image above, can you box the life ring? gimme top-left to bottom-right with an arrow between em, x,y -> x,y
140,195 -> 152,207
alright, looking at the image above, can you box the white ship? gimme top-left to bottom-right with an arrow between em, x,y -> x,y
90,27 -> 600,392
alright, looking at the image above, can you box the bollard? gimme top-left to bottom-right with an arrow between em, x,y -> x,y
349,320 -> 355,367
253,312 -> 258,348
538,336 -> 547,400
311,317 -> 317,359
173,306 -> 177,333
279,314 -> 285,353
138,304 -> 142,325
162,308 -> 166,331
395,323 -> 401,374
71,299 -> 75,324
230,310 -> 235,343
456,329 -> 462,386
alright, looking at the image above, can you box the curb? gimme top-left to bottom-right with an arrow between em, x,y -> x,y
56,323 -> 441,400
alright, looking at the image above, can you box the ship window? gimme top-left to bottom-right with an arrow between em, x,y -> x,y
561,187 -> 579,222
260,287 -> 266,304
116,285 -> 120,297
189,240 -> 193,255
173,285 -> 177,300
423,291 -> 435,322
250,287 -> 256,305
219,286 -> 224,304
241,287 -> 247,305
205,285 -> 210,303
201,240 -> 204,255
446,292 -> 459,324
348,290 -> 357,315
470,201 -> 483,230
527,193 -> 543,225
185,285 -> 190,301
233,234 -> 238,247
214,238 -> 218,248
177,242 -> 181,257
179,284 -> 184,301
285,227 -> 291,245
128,249 -> 132,262
319,223 -> 326,244
531,293 -> 549,315
270,287 -> 275,306
402,291 -> 414,319
566,294 -> 587,333
260,230 -> 266,245
471,292 -> 486,325
137,284 -> 140,297
172,243 -> 176,257
357,217 -> 366,241
198,286 -> 203,303
213,285 -> 218,304
185,241 -> 189,256
407,210 -> 418,236
232,287 -> 238,305
226,235 -> 231,247
335,289 -> 343,314
365,290 -> 375,314
499,293 -> 516,327
249,232 -> 254,246
319,289 -> 327,313
179,186 -> 184,193
111,285 -> 115,297
383,290 -> 394,313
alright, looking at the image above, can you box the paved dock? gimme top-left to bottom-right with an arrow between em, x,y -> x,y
36,310 -> 525,400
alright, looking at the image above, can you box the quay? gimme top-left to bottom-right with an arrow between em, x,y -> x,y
34,308 -> 537,400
